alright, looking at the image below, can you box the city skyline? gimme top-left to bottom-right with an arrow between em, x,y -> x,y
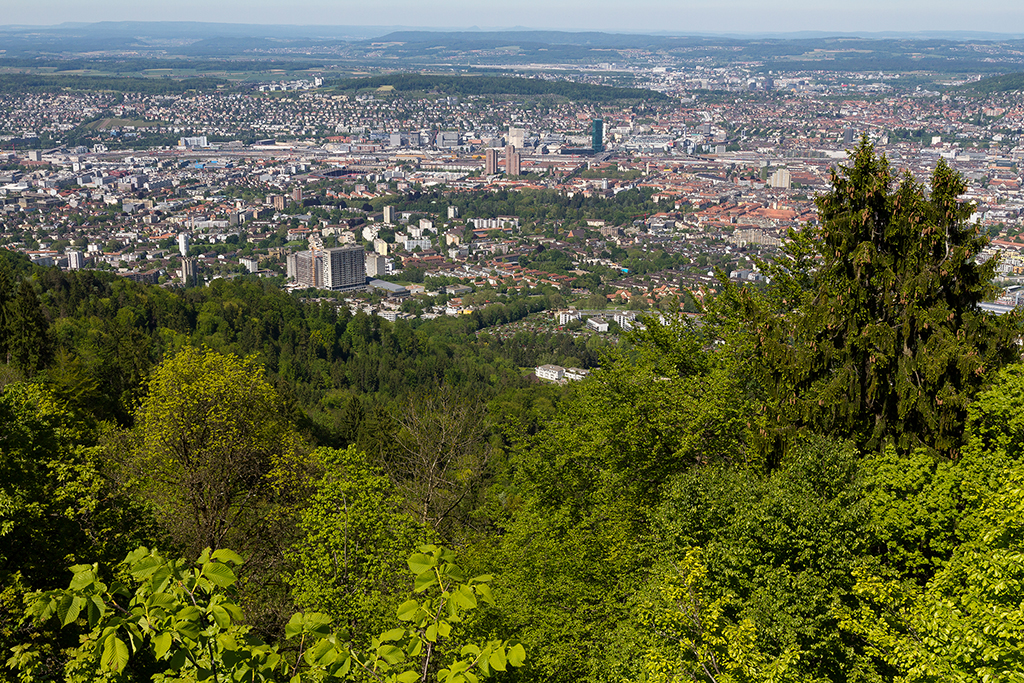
3,0 -> 1022,36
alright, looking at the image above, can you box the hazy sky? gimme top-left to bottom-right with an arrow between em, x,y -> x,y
4,0 -> 1022,35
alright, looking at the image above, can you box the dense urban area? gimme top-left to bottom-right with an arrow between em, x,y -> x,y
5,23 -> 1024,683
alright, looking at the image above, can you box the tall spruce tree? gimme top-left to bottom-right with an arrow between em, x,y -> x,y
732,138 -> 1017,461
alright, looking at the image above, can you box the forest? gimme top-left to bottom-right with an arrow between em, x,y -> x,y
3,140 -> 1024,683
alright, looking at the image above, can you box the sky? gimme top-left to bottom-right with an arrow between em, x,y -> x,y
3,0 -> 1022,36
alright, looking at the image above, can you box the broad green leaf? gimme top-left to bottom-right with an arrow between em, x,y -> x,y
285,613 -> 305,639
202,562 -> 236,588
304,612 -> 332,636
59,595 -> 85,626
426,623 -> 438,642
397,599 -> 420,621
396,670 -> 419,683
378,644 -> 404,665
100,635 -> 130,673
475,584 -> 494,606
414,571 -> 437,593
211,548 -> 244,565
508,643 -> 526,667
407,553 -> 434,575
153,632 -> 172,659
210,604 -> 231,628
488,647 -> 507,672
381,627 -> 406,642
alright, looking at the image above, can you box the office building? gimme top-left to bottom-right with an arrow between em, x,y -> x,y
505,144 -> 521,176
485,148 -> 499,175
592,118 -> 603,152
323,245 -> 366,292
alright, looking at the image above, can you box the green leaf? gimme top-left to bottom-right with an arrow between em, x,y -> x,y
210,605 -> 231,628
201,562 -> 236,588
168,648 -> 188,671
153,632 -> 172,659
488,647 -> 507,672
211,548 -> 244,565
381,627 -> 407,642
407,553 -> 434,575
100,636 -> 130,673
426,623 -> 438,642
396,670 -> 419,683
397,599 -> 420,621
508,643 -> 526,667
454,585 -> 477,609
378,644 -> 404,665
304,612 -> 332,637
475,584 -> 494,606
285,613 -> 305,639
414,571 -> 437,593
59,595 -> 85,626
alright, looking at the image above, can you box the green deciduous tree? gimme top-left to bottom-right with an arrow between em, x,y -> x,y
286,446 -> 426,642
114,347 -> 306,562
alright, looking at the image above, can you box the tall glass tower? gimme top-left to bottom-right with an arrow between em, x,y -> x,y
592,118 -> 603,152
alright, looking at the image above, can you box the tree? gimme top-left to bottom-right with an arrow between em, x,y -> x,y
115,347 -> 305,561
5,279 -> 51,376
286,446 -> 426,641
729,138 -> 1018,460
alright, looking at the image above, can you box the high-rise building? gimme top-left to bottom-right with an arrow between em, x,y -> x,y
323,246 -> 366,292
383,205 -> 396,224
292,187 -> 303,203
293,251 -> 324,289
505,144 -> 521,176
843,128 -> 856,146
180,257 -> 198,286
67,251 -> 84,270
768,168 -> 792,189
592,118 -> 603,152
177,233 -> 190,257
508,126 -> 526,149
485,148 -> 499,175
365,252 -> 388,277
447,206 -> 459,219
273,195 -> 287,211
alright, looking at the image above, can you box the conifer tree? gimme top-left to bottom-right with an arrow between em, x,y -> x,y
733,138 -> 1017,460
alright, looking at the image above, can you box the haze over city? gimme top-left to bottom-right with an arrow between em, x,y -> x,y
4,0 -> 1024,35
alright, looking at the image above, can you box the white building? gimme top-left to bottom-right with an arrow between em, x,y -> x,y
535,364 -> 565,382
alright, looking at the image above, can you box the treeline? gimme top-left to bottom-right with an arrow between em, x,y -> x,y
5,140 -> 1024,683
329,74 -> 671,102
0,73 -> 229,95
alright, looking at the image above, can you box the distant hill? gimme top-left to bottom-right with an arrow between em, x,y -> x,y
962,72 -> 1024,94
330,74 -> 671,102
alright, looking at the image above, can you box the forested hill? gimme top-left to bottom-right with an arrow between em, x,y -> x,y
962,71 -> 1024,93
329,74 -> 671,101
5,141 -> 1024,683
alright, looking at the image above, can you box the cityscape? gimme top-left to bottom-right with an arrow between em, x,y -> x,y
4,16 -> 1024,683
